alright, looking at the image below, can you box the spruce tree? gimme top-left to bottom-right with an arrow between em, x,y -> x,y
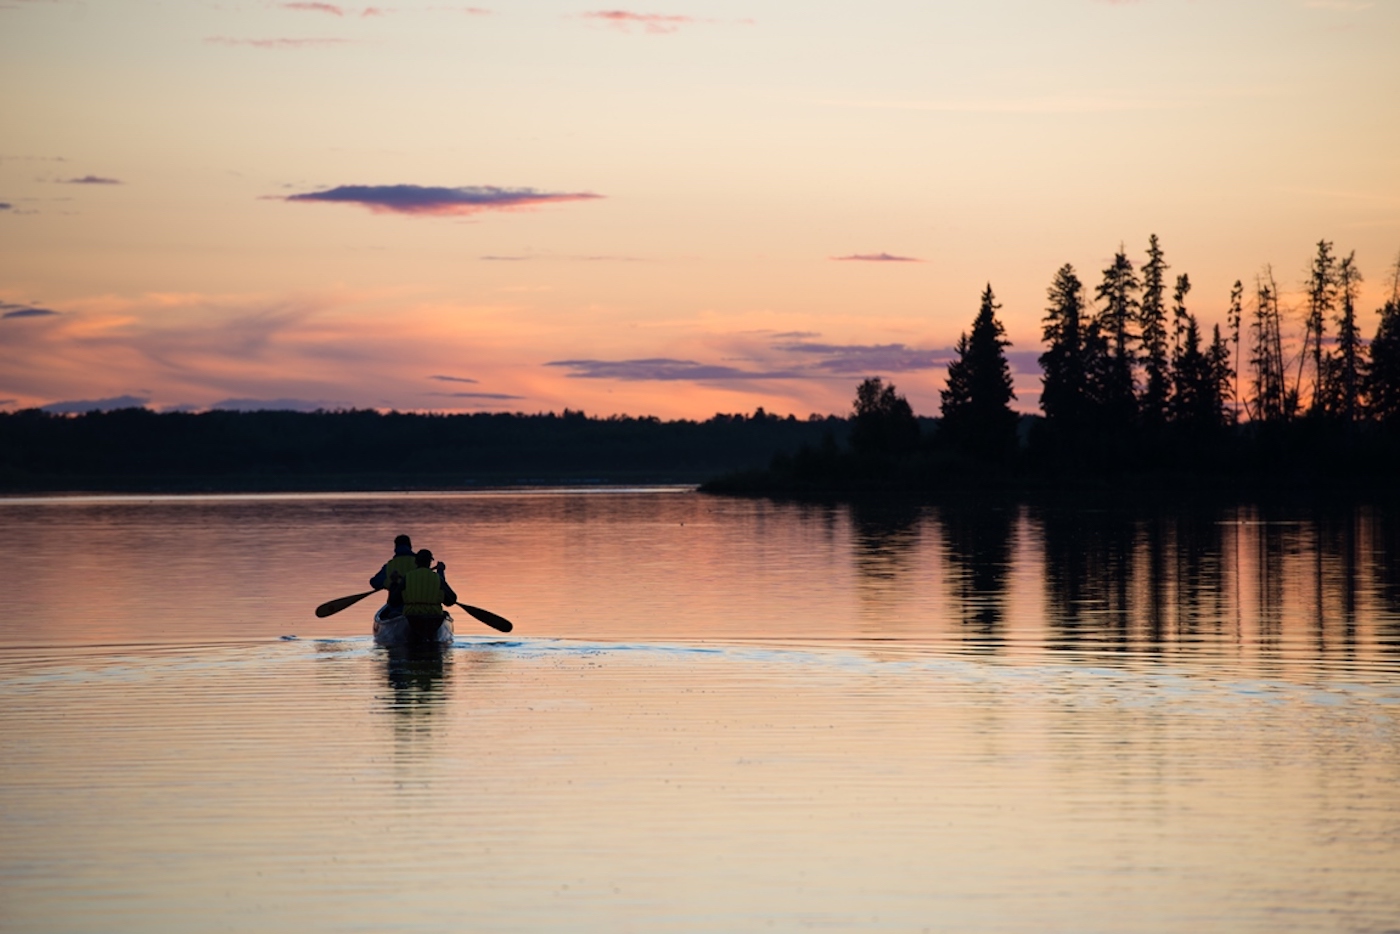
1226,279 -> 1244,415
1327,251 -> 1364,423
940,284 -> 1018,460
1039,264 -> 1091,436
1139,234 -> 1171,428
1366,256 -> 1400,428
1093,247 -> 1141,429
1302,239 -> 1337,415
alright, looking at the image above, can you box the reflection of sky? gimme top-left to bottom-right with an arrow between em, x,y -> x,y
1,1 -> 1397,418
4,491 -> 1398,677
3,636 -> 1398,932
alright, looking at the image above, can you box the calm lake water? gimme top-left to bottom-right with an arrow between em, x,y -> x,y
1,488 -> 1398,933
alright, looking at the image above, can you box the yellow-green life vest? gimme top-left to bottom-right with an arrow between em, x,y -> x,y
384,554 -> 416,590
402,566 -> 445,616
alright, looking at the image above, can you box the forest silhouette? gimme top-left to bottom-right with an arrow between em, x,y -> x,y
5,236 -> 1399,496
709,236 -> 1400,497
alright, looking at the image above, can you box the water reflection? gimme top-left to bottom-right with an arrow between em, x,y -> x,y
383,644 -> 452,715
939,501 -> 1015,648
919,499 -> 1400,666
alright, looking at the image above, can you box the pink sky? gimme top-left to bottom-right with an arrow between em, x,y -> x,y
1,0 -> 1397,419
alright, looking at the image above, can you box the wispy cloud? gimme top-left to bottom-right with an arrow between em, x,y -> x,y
775,340 -> 949,374
281,1 -> 344,14
429,374 -> 479,384
548,336 -> 954,385
0,203 -> 11,211
282,184 -> 603,216
427,391 -> 525,400
547,358 -> 806,381
1,301 -> 59,319
831,252 -> 922,263
62,175 -> 122,185
205,36 -> 349,48
582,10 -> 695,34
41,395 -> 150,414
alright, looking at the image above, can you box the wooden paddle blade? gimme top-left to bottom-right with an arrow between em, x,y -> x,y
461,604 -> 513,633
315,590 -> 377,618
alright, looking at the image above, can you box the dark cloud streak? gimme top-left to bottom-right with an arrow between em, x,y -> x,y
41,395 -> 150,414
831,252 -> 922,263
1,302 -> 59,319
776,341 -> 949,374
283,184 -> 602,216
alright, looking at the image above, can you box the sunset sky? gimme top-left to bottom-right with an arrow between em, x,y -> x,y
2,0 -> 1397,419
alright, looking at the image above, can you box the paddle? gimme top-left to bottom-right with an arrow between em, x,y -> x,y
315,590 -> 377,618
457,603 -> 513,633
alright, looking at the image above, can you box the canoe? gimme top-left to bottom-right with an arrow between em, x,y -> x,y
372,605 -> 454,646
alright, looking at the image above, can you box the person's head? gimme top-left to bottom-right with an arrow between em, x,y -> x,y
415,548 -> 434,568
394,534 -> 412,550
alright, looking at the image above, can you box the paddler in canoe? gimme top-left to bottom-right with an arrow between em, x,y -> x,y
397,550 -> 457,624
315,536 -> 513,635
369,534 -> 418,615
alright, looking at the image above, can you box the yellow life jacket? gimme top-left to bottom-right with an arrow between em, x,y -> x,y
384,554 -> 417,591
402,566 -> 445,617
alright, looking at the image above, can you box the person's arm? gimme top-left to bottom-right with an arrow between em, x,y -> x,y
436,563 -> 458,607
369,563 -> 388,590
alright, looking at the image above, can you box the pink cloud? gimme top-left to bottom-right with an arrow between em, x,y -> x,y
281,184 -> 603,216
831,253 -> 923,263
281,1 -> 343,14
583,10 -> 695,34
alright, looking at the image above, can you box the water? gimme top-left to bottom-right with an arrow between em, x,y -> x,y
2,489 -> 1398,933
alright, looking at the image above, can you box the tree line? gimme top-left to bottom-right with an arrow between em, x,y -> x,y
0,407 -> 854,491
710,237 -> 1400,494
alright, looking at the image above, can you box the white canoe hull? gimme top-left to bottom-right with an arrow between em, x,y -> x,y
372,606 -> 454,646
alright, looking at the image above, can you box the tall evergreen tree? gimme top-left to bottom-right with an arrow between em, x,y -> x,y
1208,324 -> 1235,427
1326,251 -> 1364,423
1040,264 -> 1095,437
1366,255 -> 1400,428
1301,239 -> 1337,415
1168,273 -> 1192,400
1093,247 -> 1141,428
940,284 -> 1018,460
1171,315 -> 1233,433
1139,234 -> 1171,428
1226,279 -> 1244,417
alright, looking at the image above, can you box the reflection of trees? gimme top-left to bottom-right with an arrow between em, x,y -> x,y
1036,506 -> 1136,650
939,501 -> 1015,646
849,500 -> 923,583
1167,508 -> 1231,647
1036,505 -> 1230,652
1371,506 -> 1400,657
846,500 -> 926,625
